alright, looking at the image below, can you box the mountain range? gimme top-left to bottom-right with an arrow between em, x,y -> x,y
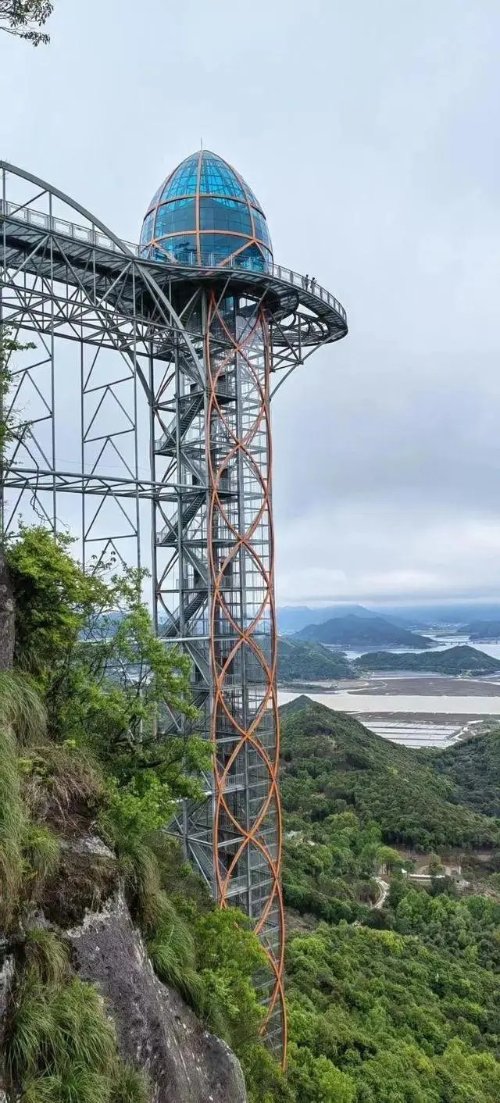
463,620 -> 500,641
277,603 -> 380,634
295,612 -> 433,649
278,600 -> 500,634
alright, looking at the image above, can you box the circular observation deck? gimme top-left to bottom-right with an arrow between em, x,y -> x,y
139,150 -> 347,348
0,157 -> 348,358
141,253 -> 348,348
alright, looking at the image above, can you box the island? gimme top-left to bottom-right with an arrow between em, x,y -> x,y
295,612 -> 433,649
278,636 -> 355,682
353,644 -> 500,676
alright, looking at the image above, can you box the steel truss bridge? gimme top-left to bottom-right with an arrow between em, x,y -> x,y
0,161 -> 347,1059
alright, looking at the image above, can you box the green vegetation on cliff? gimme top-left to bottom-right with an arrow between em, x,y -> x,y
3,525 -> 500,1103
354,644 -> 500,676
0,527 -> 288,1103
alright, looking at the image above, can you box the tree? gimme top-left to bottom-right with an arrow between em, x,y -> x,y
5,526 -> 210,818
0,0 -> 53,44
428,852 -> 445,877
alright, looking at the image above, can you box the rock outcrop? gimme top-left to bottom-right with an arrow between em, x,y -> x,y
67,895 -> 247,1103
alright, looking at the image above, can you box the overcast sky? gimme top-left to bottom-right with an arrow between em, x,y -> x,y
2,0 -> 500,606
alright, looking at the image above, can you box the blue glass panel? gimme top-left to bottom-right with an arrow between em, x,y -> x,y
200,155 -> 245,199
199,197 -> 252,235
162,155 -> 199,199
210,196 -> 245,210
243,183 -> 262,210
157,233 -> 198,263
155,199 -> 196,236
234,244 -> 268,272
197,232 -> 244,265
161,197 -> 193,209
145,183 -> 164,214
140,211 -> 155,245
251,209 -> 272,249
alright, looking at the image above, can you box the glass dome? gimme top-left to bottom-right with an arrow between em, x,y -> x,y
139,151 -> 272,272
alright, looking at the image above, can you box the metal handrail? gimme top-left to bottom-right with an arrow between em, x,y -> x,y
0,198 -> 346,322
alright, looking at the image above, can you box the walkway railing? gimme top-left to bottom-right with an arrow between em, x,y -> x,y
0,198 -> 346,322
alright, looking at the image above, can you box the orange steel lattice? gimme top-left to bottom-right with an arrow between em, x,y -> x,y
206,290 -> 286,1055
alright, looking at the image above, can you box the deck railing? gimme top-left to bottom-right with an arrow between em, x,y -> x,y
0,198 -> 346,322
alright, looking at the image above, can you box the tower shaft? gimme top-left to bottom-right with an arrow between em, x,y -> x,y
155,287 -> 285,1050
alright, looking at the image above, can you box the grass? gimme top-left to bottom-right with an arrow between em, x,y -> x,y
0,725 -> 25,927
23,823 -> 60,888
0,670 -> 46,745
23,929 -> 69,987
147,897 -> 203,1009
117,833 -> 203,1010
111,1065 -> 150,1103
0,673 -> 53,927
22,1069 -> 111,1103
5,951 -> 149,1103
24,742 -> 103,831
117,837 -> 162,928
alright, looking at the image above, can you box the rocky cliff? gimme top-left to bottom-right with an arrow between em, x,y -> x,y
68,894 -> 246,1103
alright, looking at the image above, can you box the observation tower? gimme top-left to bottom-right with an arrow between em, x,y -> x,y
0,152 -> 347,1058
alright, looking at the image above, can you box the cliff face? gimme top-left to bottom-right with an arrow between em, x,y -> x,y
68,895 -> 247,1103
0,549 -> 247,1103
1,859 -> 247,1103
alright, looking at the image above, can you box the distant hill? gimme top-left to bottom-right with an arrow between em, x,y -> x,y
277,603 -> 379,635
463,620 -> 500,641
354,644 -> 500,676
278,636 -> 355,682
431,728 -> 500,818
279,602 -> 500,634
296,613 -> 433,650
381,602 -> 500,627
279,697 -> 500,848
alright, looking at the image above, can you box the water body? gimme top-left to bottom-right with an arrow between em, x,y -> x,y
431,635 -> 500,660
282,632 -> 500,747
277,685 -> 500,749
342,634 -> 500,661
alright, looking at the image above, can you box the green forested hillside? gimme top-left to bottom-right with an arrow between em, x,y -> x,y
280,698 -> 500,848
278,636 -> 355,682
282,698 -> 500,1103
287,910 -> 500,1103
431,728 -> 500,817
354,644 -> 500,676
